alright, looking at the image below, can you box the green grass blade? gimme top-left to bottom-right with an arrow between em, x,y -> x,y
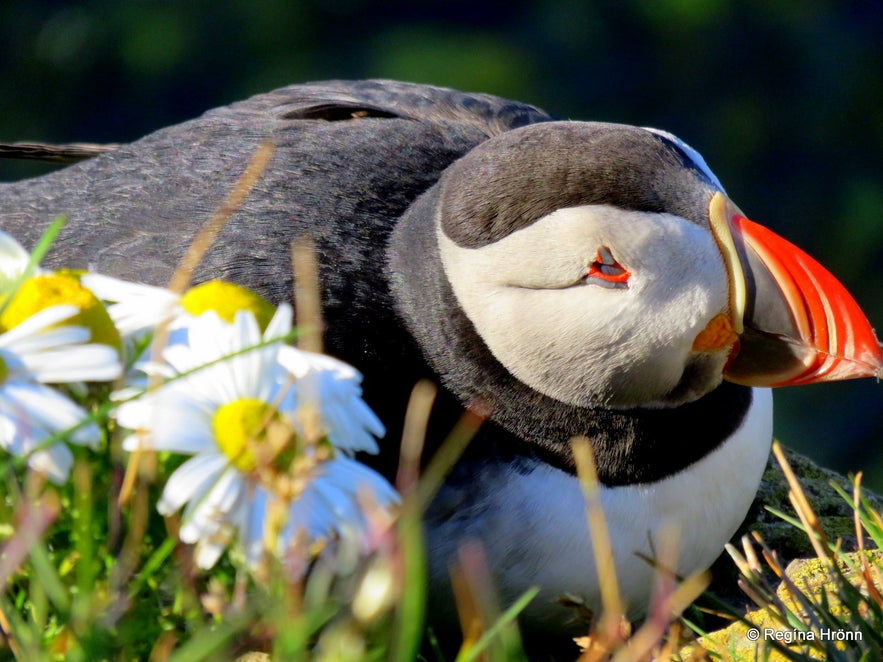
453,587 -> 538,662
389,499 -> 427,662
164,611 -> 253,662
126,536 -> 177,602
0,215 -> 67,317
27,540 -> 70,614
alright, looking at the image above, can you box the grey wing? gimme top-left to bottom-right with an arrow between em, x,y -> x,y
0,79 -> 553,302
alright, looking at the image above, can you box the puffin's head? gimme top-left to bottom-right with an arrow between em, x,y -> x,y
434,121 -> 882,409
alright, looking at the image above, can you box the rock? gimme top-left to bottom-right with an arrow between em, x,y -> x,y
747,446 -> 883,557
692,445 -> 883,659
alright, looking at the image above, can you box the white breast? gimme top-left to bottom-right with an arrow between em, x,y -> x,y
426,387 -> 773,633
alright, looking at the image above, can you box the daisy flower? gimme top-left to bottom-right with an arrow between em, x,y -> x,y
115,305 -> 396,570
0,232 -> 124,483
83,275 -> 281,401
81,274 -> 276,339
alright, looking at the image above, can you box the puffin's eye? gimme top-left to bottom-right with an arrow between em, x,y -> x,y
587,246 -> 631,289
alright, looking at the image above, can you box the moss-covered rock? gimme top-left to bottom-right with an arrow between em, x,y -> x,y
693,445 -> 883,659
747,446 -> 883,558
700,445 -> 882,616
696,550 -> 882,660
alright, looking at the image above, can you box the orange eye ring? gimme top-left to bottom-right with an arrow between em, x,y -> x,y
587,247 -> 631,286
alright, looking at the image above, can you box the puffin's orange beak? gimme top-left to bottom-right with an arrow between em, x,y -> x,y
706,192 -> 883,387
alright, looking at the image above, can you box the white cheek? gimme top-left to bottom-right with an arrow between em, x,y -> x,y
439,205 -> 729,407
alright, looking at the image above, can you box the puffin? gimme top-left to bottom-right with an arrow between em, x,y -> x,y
1,80 -> 880,650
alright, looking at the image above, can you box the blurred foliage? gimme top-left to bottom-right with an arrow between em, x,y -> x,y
0,0 -> 882,488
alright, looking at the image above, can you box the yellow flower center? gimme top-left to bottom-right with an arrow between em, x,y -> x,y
0,273 -> 121,350
180,280 -> 275,330
212,398 -> 294,473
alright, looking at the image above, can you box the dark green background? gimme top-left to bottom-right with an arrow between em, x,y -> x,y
2,0 -> 882,489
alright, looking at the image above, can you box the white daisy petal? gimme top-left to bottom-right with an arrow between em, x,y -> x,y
229,310 -> 269,399
264,304 -> 293,342
119,396 -> 214,454
1,324 -> 90,355
21,344 -> 123,383
286,488 -> 328,541
0,414 -> 22,455
278,456 -> 398,550
115,399 -> 154,438
160,344 -> 203,375
313,475 -> 362,528
186,313 -> 232,369
158,453 -> 229,516
207,467 -> 244,519
68,421 -> 102,447
1,381 -> 100,448
179,470 -> 245,554
0,230 -> 32,290
325,456 -> 400,507
278,346 -> 385,454
242,488 -> 269,566
81,273 -> 182,337
128,360 -> 177,381
193,539 -> 227,569
28,443 -> 74,484
0,381 -> 101,483
233,309 -> 262,350
0,306 -> 80,346
80,273 -> 170,303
